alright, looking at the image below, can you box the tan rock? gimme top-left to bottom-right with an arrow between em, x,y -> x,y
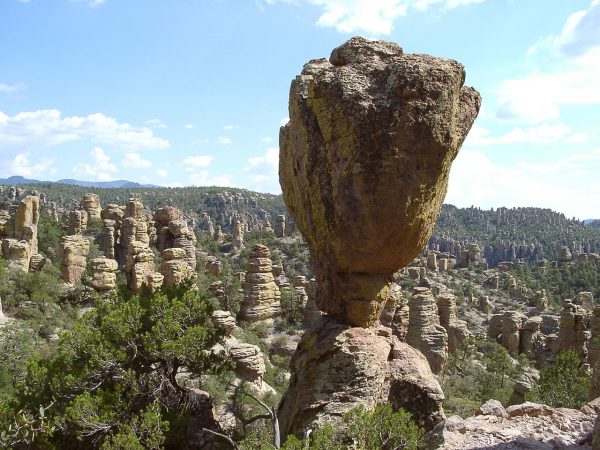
90,256 -> 118,292
80,193 -> 101,221
125,241 -> 156,293
68,209 -> 88,235
558,299 -> 588,359
1,239 -> 31,272
278,318 -> 445,437
232,219 -> 244,251
406,287 -> 448,373
212,310 -> 237,335
161,247 -> 193,287
274,215 -> 286,238
59,235 -> 90,284
238,244 -> 282,323
229,343 -> 266,386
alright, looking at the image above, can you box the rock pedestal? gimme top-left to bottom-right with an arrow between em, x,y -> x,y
278,318 -> 445,437
277,37 -> 479,438
238,244 -> 281,323
558,299 -> 588,359
232,220 -> 244,251
59,235 -> 90,284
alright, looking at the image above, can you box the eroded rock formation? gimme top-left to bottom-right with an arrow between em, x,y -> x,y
80,193 -> 102,221
91,256 -> 118,293
277,36 -> 479,438
238,244 -> 281,323
1,195 -> 40,272
407,287 -> 448,373
59,235 -> 90,284
125,241 -> 161,293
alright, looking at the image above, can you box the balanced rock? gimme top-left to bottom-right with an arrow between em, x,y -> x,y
59,235 -> 90,284
558,299 -> 588,359
229,343 -> 266,387
238,244 -> 281,323
277,36 -> 478,438
279,37 -> 479,326
232,220 -> 245,251
274,215 -> 286,238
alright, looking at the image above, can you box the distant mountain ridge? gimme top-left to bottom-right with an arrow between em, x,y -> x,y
0,175 -> 160,189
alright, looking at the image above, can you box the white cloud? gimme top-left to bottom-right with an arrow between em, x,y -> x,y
182,155 -> 213,169
244,147 -> 280,193
188,170 -> 234,187
216,136 -> 232,145
446,149 -> 600,220
223,124 -> 239,130
261,137 -> 273,143
464,123 -> 583,146
0,109 -> 170,152
156,168 -> 168,178
0,82 -> 26,93
144,118 -> 166,129
122,152 -> 152,169
73,147 -> 118,181
280,117 -> 290,126
266,0 -> 485,35
8,153 -> 56,178
496,1 -> 600,123
184,124 -> 194,129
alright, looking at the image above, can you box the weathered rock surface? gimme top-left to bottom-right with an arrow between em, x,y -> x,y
160,247 -> 193,287
430,400 -> 597,449
80,193 -> 101,221
125,241 -> 159,293
558,299 -> 588,359
277,36 -> 478,440
279,36 -> 480,327
68,209 -> 88,235
238,244 -> 282,323
211,310 -> 237,335
90,256 -> 118,293
229,343 -> 266,387
59,235 -> 90,284
406,287 -> 448,373
278,317 -> 445,438
1,195 -> 40,271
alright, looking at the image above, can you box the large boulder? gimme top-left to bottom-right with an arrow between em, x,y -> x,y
279,36 -> 480,327
278,317 -> 445,437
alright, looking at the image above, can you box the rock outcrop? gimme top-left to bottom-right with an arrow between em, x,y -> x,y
430,400 -> 597,449
80,193 -> 101,221
125,241 -> 161,293
278,37 -> 478,438
229,343 -> 266,387
558,299 -> 588,359
211,310 -> 237,335
59,235 -> 90,284
160,247 -> 193,287
68,209 -> 88,235
406,287 -> 448,373
1,195 -> 40,271
278,318 -> 445,437
90,257 -> 118,293
238,244 -> 282,323
274,215 -> 286,238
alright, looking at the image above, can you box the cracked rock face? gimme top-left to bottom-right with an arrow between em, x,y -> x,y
279,36 -> 480,327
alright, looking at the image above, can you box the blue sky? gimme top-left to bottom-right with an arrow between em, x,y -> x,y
1,0 -> 599,219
